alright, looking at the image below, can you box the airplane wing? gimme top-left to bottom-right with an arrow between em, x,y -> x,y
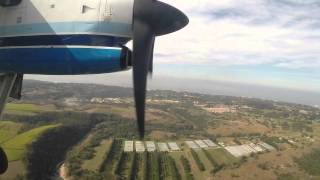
0,73 -> 23,174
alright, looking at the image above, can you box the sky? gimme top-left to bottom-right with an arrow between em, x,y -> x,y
28,0 -> 320,94
152,0 -> 320,92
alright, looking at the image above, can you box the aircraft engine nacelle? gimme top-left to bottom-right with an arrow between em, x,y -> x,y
0,45 -> 132,75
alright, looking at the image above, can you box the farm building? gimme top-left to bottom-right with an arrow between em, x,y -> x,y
168,142 -> 180,151
258,142 -> 276,151
146,141 -> 156,152
124,141 -> 134,152
135,141 -> 145,152
225,142 -> 275,158
203,139 -> 218,147
185,141 -> 200,149
195,140 -> 209,148
158,142 -> 170,152
249,143 -> 264,152
242,144 -> 256,154
225,144 -> 257,157
225,145 -> 247,157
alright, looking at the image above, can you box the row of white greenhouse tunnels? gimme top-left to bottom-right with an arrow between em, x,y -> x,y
124,139 -> 219,153
123,139 -> 276,158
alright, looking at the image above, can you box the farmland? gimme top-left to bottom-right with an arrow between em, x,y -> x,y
4,103 -> 57,115
2,125 -> 58,161
0,121 -> 23,143
82,139 -> 113,171
0,121 -> 59,179
0,80 -> 319,179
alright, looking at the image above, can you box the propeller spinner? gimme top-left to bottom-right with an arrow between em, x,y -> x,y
132,0 -> 189,138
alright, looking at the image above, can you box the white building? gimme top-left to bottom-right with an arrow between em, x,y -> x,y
203,139 -> 218,148
225,144 -> 256,157
124,141 -> 134,152
225,146 -> 243,157
225,142 -> 274,158
249,143 -> 264,152
185,141 -> 200,149
158,142 -> 170,152
241,144 -> 256,154
146,141 -> 156,152
135,141 -> 146,152
168,142 -> 180,151
258,142 -> 276,151
195,140 -> 209,148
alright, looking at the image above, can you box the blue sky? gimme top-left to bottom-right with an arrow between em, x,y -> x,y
28,0 -> 320,93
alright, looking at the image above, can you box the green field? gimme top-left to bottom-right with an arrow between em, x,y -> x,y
99,139 -> 123,179
1,124 -> 59,161
82,139 -> 112,171
196,150 -> 212,168
170,152 -> 186,180
169,148 -> 239,179
206,148 -> 238,165
115,152 -> 134,179
185,150 -> 205,180
4,103 -> 57,115
134,153 -> 146,180
0,121 -> 23,143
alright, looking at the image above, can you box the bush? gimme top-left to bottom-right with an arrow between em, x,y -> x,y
295,149 -> 320,176
180,156 -> 194,180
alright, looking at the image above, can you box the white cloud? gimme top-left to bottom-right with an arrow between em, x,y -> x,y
154,0 -> 320,69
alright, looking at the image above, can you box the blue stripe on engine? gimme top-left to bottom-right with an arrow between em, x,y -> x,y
0,34 -> 131,47
0,21 -> 132,37
0,47 -> 124,75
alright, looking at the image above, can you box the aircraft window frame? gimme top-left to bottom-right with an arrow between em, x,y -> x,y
0,0 -> 22,7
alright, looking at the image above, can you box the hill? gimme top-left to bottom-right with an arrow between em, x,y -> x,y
2,124 -> 59,161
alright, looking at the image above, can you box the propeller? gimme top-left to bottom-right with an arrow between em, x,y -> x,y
132,0 -> 189,138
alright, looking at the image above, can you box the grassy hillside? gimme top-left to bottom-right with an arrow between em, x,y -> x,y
2,124 -> 59,161
296,149 -> 320,176
4,103 -> 57,116
0,121 -> 23,143
82,139 -> 113,171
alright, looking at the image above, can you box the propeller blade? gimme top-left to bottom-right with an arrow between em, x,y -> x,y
133,19 -> 155,138
132,0 -> 189,138
148,37 -> 155,75
150,1 -> 189,36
